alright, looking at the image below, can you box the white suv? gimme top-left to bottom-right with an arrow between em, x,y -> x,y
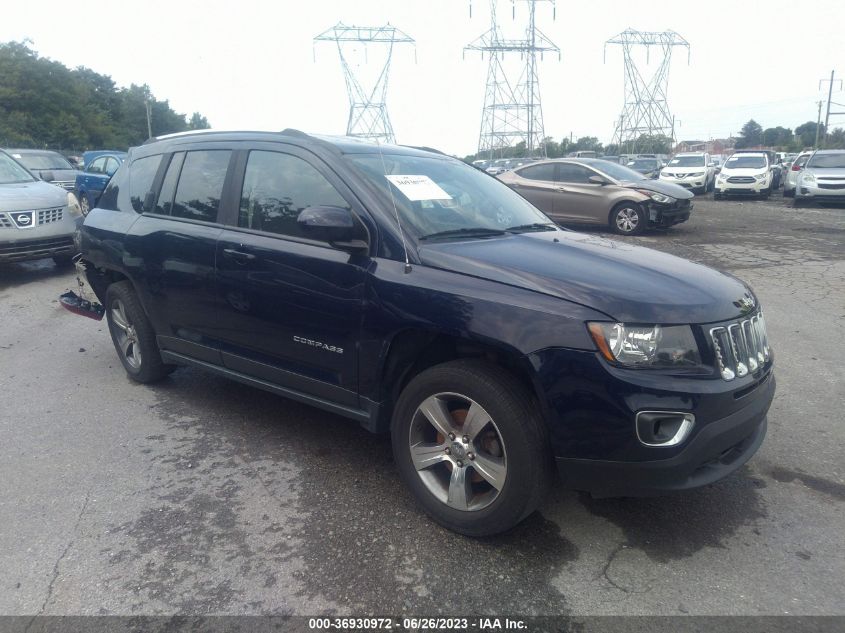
714,152 -> 773,199
659,152 -> 715,194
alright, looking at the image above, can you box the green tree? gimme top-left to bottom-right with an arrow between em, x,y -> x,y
762,126 -> 793,148
0,41 -> 209,150
188,112 -> 211,130
735,119 -> 764,148
794,121 -> 825,149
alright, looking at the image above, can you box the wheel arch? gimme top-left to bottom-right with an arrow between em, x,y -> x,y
372,327 -> 547,434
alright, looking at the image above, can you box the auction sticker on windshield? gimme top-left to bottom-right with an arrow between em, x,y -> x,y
385,175 -> 452,201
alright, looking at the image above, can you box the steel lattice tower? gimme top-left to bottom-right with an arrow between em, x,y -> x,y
465,1 -> 559,159
605,29 -> 690,153
314,23 -> 414,144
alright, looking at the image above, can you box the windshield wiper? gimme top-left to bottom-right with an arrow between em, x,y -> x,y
505,222 -> 557,233
418,227 -> 507,241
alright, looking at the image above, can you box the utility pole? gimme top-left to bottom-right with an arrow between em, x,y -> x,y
814,100 -> 823,149
819,69 -> 844,148
145,99 -> 152,139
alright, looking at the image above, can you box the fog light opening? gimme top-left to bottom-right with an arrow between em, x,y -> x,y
636,411 -> 695,447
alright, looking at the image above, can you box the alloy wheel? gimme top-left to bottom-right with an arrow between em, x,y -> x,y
615,207 -> 640,233
409,392 -> 507,512
110,298 -> 142,369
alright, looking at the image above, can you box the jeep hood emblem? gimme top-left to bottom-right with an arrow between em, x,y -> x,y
733,292 -> 756,314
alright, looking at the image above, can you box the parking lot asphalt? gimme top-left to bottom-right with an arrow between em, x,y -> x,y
1,191 -> 844,618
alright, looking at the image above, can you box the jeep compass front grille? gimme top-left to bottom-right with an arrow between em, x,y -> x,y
710,313 -> 771,381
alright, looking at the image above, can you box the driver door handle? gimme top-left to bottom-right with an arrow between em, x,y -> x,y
556,186 -> 568,192
222,248 -> 256,264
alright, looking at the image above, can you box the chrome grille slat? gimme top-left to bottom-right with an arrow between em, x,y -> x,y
37,208 -> 63,225
710,312 -> 771,381
0,214 -> 12,229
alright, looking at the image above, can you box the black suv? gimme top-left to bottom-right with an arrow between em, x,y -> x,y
72,130 -> 775,536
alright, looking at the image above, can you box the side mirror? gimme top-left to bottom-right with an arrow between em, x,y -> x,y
588,175 -> 608,185
297,205 -> 368,252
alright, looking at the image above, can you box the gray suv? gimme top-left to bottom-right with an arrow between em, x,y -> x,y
0,149 -> 83,265
794,149 -> 845,207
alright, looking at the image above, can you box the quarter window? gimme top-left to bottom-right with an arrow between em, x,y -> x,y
517,163 -> 556,181
171,150 -> 231,223
129,155 -> 162,213
239,151 -> 349,239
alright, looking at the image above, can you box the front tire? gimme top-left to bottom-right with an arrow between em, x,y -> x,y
610,202 -> 646,235
105,281 -> 174,383
78,192 -> 90,216
391,360 -> 552,536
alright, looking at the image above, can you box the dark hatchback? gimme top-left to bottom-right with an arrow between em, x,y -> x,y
71,130 -> 775,536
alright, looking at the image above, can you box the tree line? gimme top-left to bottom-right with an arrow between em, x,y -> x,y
0,41 -> 210,152
735,119 -> 845,151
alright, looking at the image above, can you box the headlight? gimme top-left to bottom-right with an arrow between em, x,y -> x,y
801,172 -> 816,183
754,173 -> 769,181
588,323 -> 702,367
634,189 -> 674,204
717,172 -> 728,180
67,192 -> 82,217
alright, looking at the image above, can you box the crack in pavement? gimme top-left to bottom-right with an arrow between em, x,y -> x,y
596,543 -> 652,596
26,488 -> 92,627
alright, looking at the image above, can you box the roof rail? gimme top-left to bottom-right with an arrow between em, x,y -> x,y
143,129 -> 224,144
280,128 -> 311,139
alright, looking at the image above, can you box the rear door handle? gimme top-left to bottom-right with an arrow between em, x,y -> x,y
222,248 -> 256,263
556,186 -> 568,192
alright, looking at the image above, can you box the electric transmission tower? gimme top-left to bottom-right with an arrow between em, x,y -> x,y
465,1 -> 560,159
604,29 -> 690,154
314,22 -> 414,144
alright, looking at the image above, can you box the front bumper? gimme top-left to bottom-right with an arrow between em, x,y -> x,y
0,208 -> 81,263
716,178 -> 769,194
647,200 -> 692,227
528,347 -> 775,497
796,183 -> 845,201
659,175 -> 707,190
556,376 -> 772,497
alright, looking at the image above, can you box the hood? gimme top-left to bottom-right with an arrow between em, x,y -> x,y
32,168 -> 79,182
624,179 -> 694,199
0,180 -> 68,211
807,167 -> 845,178
418,231 -> 751,324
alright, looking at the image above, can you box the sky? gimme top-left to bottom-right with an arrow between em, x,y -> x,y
2,0 -> 844,156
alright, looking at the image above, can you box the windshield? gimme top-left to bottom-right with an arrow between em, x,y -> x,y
668,155 -> 705,167
591,161 -> 646,182
0,152 -> 36,184
807,153 -> 845,168
346,153 -> 552,240
12,152 -> 74,171
725,156 -> 767,169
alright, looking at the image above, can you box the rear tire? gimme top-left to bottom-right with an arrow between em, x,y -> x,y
391,359 -> 552,536
610,202 -> 646,235
105,281 -> 174,383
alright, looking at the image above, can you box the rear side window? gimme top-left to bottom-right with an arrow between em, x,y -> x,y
238,151 -> 348,239
170,150 -> 231,222
129,155 -> 162,213
518,163 -> 556,181
88,157 -> 106,174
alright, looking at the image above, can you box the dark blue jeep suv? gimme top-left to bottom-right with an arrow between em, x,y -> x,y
73,130 -> 775,536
